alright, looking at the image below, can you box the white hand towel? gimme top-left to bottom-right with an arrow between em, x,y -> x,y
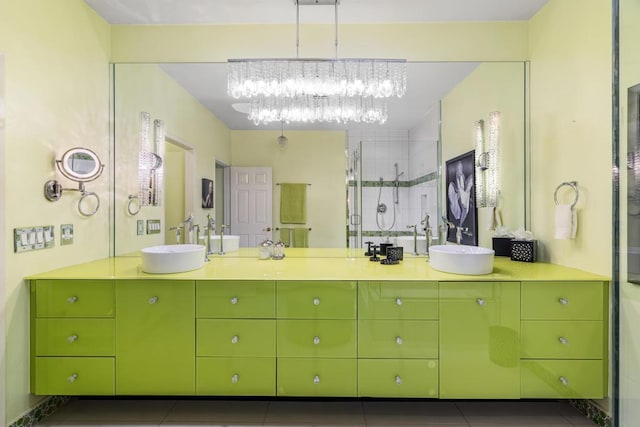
554,204 -> 577,239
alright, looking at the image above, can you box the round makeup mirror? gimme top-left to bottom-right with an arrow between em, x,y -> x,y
56,147 -> 104,182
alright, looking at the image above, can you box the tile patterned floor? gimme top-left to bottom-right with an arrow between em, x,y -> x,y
36,399 -> 599,427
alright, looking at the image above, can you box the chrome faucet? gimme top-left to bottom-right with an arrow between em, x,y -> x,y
218,224 -> 227,255
169,225 -> 182,244
406,224 -> 419,256
455,226 -> 472,245
421,213 -> 432,259
181,213 -> 195,243
440,216 -> 455,245
205,214 -> 215,255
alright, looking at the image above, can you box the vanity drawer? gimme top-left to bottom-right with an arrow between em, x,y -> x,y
36,318 -> 114,356
358,281 -> 438,319
197,357 -> 275,396
197,319 -> 275,357
521,282 -> 605,320
277,320 -> 356,358
277,358 -> 357,397
358,359 -> 439,398
35,357 -> 114,395
521,360 -> 605,399
358,319 -> 438,359
521,321 -> 603,359
197,281 -> 275,318
35,280 -> 114,318
277,281 -> 356,319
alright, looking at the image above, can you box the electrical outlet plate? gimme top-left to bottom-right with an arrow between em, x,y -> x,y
60,224 -> 74,245
14,225 -> 55,253
147,219 -> 161,235
137,220 -> 144,236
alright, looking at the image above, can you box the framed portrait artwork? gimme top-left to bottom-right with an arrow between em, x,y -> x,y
445,150 -> 478,245
202,178 -> 214,209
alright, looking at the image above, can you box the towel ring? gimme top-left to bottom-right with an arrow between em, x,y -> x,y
78,191 -> 100,217
554,181 -> 579,208
127,195 -> 141,216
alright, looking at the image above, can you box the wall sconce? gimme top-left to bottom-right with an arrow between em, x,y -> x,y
475,111 -> 500,207
132,112 -> 164,212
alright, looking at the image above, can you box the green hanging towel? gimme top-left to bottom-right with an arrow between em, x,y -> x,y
280,183 -> 307,224
279,228 -> 292,247
293,228 -> 309,248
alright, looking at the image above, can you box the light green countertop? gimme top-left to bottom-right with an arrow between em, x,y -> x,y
27,249 -> 610,282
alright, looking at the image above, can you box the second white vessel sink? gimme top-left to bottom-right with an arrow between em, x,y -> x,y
429,245 -> 495,275
141,244 -> 206,274
209,235 -> 241,253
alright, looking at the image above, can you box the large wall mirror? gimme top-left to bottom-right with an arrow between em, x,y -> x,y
111,61 -> 528,255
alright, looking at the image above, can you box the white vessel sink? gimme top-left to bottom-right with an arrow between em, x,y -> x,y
209,235 -> 241,253
141,244 -> 206,274
429,245 -> 495,275
396,235 -> 429,254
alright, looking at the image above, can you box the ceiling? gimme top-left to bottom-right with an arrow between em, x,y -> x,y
85,0 -> 549,25
153,62 -> 480,131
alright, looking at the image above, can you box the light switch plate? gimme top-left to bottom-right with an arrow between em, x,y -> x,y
14,225 -> 55,253
137,220 -> 144,236
147,219 -> 161,235
61,224 -> 74,245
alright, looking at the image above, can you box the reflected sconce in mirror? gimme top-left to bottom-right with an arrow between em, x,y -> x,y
44,147 -> 105,217
129,112 -> 164,215
475,111 -> 500,208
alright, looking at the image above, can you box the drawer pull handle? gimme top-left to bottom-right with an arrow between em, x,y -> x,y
313,336 -> 321,345
313,297 -> 320,306
476,298 -> 486,306
231,335 -> 239,344
148,296 -> 159,305
230,297 -> 238,305
559,337 -> 569,345
396,297 -> 403,306
559,376 -> 569,386
395,375 -> 402,385
313,375 -> 320,385
231,374 -> 239,384
67,334 -> 78,343
559,297 -> 569,305
67,373 -> 78,383
395,336 -> 403,345
67,296 -> 78,304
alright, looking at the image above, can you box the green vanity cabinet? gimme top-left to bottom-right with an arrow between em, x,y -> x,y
276,281 -> 357,396
439,282 -> 521,399
196,281 -> 277,396
31,280 -> 115,396
357,281 -> 439,398
520,281 -> 608,399
116,280 -> 195,395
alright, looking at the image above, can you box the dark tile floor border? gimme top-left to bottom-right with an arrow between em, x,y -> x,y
569,399 -> 613,427
8,395 -> 70,427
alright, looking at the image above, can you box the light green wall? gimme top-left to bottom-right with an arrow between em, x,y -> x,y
111,22 -> 529,63
441,62 -> 526,248
0,1 -> 111,423
529,0 -> 612,277
164,143 -> 186,245
114,64 -> 231,254
619,0 -> 640,425
231,130 -> 346,248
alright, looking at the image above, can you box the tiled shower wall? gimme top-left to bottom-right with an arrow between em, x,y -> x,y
348,105 -> 440,247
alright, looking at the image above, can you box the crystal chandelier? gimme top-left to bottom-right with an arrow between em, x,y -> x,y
227,0 -> 406,125
249,95 -> 388,125
228,59 -> 406,99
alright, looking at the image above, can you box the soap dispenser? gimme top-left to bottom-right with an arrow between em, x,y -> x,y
272,241 -> 286,260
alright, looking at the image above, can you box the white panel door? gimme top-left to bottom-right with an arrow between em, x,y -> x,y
229,167 -> 273,247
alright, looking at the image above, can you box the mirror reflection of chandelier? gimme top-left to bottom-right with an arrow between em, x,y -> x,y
227,0 -> 407,125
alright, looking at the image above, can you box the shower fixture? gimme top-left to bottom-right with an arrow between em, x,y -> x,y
376,163 -> 404,232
